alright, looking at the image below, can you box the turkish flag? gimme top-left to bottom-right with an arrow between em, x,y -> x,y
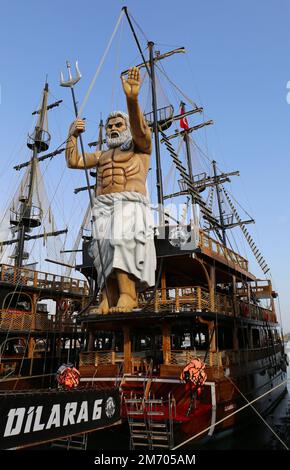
180,102 -> 189,130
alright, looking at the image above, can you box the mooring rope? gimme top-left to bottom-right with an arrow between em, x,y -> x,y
172,377 -> 289,450
225,375 -> 289,450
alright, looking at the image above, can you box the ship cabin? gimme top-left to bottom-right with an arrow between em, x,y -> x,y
0,263 -> 89,389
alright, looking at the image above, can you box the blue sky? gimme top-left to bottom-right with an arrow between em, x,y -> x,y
0,0 -> 290,330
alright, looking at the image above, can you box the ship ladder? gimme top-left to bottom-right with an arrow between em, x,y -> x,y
50,432 -> 88,450
124,394 -> 175,450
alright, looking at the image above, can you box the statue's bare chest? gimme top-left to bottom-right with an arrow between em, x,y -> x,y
97,149 -> 144,177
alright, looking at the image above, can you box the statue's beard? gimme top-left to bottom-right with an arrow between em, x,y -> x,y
106,128 -> 132,149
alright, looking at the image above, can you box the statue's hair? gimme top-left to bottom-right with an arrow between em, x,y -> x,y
105,111 -> 130,129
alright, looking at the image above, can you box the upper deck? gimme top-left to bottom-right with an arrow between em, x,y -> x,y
0,263 -> 89,298
198,230 -> 253,278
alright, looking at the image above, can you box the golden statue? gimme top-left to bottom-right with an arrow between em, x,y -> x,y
66,67 -> 156,313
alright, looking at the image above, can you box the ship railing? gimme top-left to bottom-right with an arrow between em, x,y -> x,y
0,263 -> 89,296
236,279 -> 273,299
80,350 -> 119,366
167,346 -> 281,369
79,351 -> 151,375
140,286 -> 211,313
199,231 -> 249,271
0,310 -> 79,332
167,349 -> 223,368
239,302 -> 276,322
139,285 -> 277,322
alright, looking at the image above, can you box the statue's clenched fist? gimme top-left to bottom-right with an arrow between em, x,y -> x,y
70,118 -> 86,138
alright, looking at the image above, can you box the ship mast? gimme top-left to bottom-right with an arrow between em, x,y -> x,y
148,41 -> 164,224
212,160 -> 227,246
15,82 -> 50,267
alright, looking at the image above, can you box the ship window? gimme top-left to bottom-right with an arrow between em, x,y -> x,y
260,329 -> 267,347
171,326 -> 208,350
2,293 -> 32,312
134,335 -> 152,351
252,328 -> 260,348
34,339 -> 47,352
217,327 -> 233,350
274,330 -> 281,343
237,327 -> 248,348
93,333 -> 113,350
192,331 -> 207,349
0,338 -> 27,356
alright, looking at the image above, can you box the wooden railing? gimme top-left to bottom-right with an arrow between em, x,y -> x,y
79,351 -> 148,374
199,231 -> 249,271
167,345 -> 282,368
0,311 -> 79,332
0,264 -> 89,296
140,286 -> 210,313
168,349 -> 223,368
236,279 -> 273,299
80,350 -> 116,366
139,285 -> 276,322
79,344 -> 283,376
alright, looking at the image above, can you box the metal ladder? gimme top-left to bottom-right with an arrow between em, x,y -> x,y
124,394 -> 175,450
51,433 -> 88,450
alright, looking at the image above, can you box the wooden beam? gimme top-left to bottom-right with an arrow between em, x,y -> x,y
162,322 -> 171,365
209,265 -> 215,310
161,271 -> 166,303
123,325 -> 132,374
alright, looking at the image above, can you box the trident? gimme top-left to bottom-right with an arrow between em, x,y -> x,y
60,60 -> 109,306
60,61 -> 82,116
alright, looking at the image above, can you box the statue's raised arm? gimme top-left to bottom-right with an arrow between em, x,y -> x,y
121,67 -> 151,154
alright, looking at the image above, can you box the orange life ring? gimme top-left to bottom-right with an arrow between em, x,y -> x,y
56,364 -> 80,389
180,358 -> 207,388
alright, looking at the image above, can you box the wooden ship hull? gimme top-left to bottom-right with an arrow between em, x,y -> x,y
77,234 -> 288,449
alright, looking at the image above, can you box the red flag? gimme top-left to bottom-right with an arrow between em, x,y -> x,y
180,102 -> 189,130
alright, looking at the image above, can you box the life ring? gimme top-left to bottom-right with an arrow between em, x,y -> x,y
180,357 -> 207,388
56,364 -> 80,389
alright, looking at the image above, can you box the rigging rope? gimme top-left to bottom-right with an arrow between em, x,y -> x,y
172,376 -> 289,450
222,185 -> 270,275
159,128 -> 219,228
77,10 -> 125,118
225,374 -> 289,450
155,63 -> 199,111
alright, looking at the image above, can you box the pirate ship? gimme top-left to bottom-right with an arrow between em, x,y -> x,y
0,82 -> 120,450
71,7 -> 288,450
0,5 -> 287,451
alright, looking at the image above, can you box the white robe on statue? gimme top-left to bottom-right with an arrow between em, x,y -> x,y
89,191 -> 156,290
